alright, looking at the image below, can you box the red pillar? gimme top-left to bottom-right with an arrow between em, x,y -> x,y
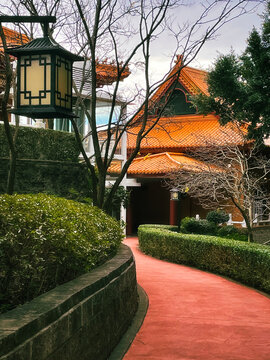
126,202 -> 133,235
169,200 -> 178,225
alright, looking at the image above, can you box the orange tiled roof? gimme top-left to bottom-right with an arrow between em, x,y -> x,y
0,28 -> 130,87
180,65 -> 208,96
132,55 -> 208,124
109,151 -> 220,176
96,62 -> 130,87
0,27 -> 29,52
127,114 -> 246,154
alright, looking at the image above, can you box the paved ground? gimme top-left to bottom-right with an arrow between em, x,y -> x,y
123,237 -> 270,360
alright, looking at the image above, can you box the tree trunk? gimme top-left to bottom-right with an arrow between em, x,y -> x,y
0,25 -> 16,195
240,210 -> 254,243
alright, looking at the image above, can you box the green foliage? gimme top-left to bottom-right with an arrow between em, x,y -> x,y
206,210 -> 229,225
138,225 -> 270,294
180,217 -> 217,235
0,124 -> 91,199
105,186 -> 130,219
0,194 -> 123,313
0,159 -> 92,199
139,224 -> 178,232
217,225 -> 248,242
192,3 -> 270,142
0,124 -> 80,161
180,216 -> 247,241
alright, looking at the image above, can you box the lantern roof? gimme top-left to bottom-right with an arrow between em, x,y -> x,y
6,35 -> 83,62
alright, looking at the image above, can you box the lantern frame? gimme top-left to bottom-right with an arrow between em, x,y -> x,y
3,17 -> 83,119
170,188 -> 179,201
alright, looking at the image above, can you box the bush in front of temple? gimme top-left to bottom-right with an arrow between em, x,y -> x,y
138,224 -> 270,294
0,193 -> 123,313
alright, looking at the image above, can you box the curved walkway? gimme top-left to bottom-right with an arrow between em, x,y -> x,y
123,237 -> 270,360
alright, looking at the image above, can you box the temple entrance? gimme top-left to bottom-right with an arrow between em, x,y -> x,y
126,180 -> 170,235
126,178 -> 209,235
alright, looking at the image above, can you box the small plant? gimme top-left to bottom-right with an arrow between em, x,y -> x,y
180,217 -> 217,235
206,210 -> 229,225
105,186 -> 130,220
217,225 -> 248,242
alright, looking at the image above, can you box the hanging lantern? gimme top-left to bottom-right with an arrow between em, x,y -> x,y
170,188 -> 179,201
6,34 -> 83,119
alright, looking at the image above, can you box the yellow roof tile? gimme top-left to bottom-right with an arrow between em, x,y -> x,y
132,55 -> 209,124
0,27 -> 29,51
109,151 -> 220,176
127,114 -> 245,153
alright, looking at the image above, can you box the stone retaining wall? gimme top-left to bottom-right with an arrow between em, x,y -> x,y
0,244 -> 138,360
253,226 -> 270,244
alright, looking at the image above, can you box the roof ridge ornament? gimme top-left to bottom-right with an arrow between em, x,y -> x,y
175,54 -> 183,65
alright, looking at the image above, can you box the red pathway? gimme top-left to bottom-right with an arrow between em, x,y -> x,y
123,237 -> 270,360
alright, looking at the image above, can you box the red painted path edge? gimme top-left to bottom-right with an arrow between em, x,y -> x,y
123,237 -> 270,360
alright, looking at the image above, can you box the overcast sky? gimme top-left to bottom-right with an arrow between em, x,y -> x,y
118,0 -> 266,97
165,2 -> 263,67
189,3 -> 265,69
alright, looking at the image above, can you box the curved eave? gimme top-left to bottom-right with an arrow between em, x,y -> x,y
109,151 -> 221,177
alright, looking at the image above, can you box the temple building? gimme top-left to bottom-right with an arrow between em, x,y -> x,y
1,29 -> 269,234
109,55 -> 251,234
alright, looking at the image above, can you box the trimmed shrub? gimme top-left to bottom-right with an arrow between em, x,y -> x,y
0,194 -> 123,313
0,158 -> 91,199
138,225 -> 270,294
0,124 -> 80,161
180,217 -> 217,235
206,210 -> 229,225
139,224 -> 178,232
217,225 -> 248,242
0,124 -> 91,198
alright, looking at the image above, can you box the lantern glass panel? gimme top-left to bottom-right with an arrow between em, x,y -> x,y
170,190 -> 179,201
55,56 -> 72,110
19,55 -> 51,106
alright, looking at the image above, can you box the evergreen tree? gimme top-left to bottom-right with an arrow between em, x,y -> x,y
194,2 -> 270,143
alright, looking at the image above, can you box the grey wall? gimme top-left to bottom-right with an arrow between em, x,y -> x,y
0,244 -> 138,360
253,226 -> 270,244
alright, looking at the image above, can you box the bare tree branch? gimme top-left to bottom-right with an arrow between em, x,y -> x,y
167,127 -> 270,242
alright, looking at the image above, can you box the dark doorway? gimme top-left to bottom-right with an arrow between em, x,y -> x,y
127,180 -> 170,234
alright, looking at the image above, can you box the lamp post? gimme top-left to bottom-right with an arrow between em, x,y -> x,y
169,188 -> 179,226
0,16 -> 83,119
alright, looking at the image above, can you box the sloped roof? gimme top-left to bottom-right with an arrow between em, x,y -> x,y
1,27 -> 130,87
127,114 -> 245,154
180,65 -> 208,96
95,62 -> 130,87
132,55 -> 208,124
0,27 -> 29,51
109,151 -> 220,176
0,27 -> 29,92
73,61 -> 131,91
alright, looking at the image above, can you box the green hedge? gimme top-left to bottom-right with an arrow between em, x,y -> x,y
138,225 -> 270,294
0,124 -> 91,198
0,194 -> 123,313
180,217 -> 248,241
0,124 -> 80,161
139,224 -> 178,231
0,159 -> 91,199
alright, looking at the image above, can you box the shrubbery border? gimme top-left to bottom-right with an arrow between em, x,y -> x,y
138,224 -> 270,294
